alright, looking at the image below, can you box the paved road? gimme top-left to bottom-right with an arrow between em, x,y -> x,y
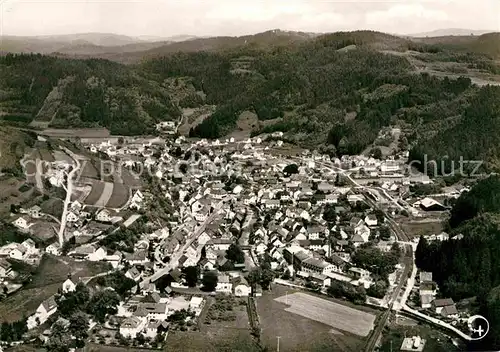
312,160 -> 414,351
144,195 -> 233,283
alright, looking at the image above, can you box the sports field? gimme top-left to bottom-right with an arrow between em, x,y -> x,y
257,285 -> 375,352
274,292 -> 376,337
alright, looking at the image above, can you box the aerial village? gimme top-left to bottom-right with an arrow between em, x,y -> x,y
0,127 -> 474,350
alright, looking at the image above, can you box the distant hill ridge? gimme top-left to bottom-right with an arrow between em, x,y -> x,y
408,28 -> 498,37
2,29 -> 499,63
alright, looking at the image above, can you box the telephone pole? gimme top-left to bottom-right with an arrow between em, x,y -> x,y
276,336 -> 281,352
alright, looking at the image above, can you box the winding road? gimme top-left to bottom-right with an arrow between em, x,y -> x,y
57,148 -> 81,246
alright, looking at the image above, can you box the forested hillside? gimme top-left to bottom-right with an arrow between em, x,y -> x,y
409,85 -> 500,174
1,30 -> 499,152
416,176 -> 500,350
0,54 -> 180,135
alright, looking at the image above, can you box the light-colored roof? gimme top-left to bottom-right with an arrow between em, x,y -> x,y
217,274 -> 230,283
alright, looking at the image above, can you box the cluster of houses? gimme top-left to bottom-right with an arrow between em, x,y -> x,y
417,271 -> 459,319
0,133 -> 416,347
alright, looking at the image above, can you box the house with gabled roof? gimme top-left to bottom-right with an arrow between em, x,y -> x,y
232,276 -> 251,297
0,259 -> 12,278
27,295 -> 58,329
28,205 -> 42,219
364,214 -> 378,227
120,316 -> 147,338
62,278 -> 76,293
126,266 -> 142,281
13,216 -> 31,231
45,242 -> 61,256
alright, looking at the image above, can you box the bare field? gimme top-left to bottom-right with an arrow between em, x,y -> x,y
106,183 -> 129,209
0,283 -> 61,323
166,329 -> 258,352
274,292 -> 376,337
83,179 -> 105,205
121,168 -> 142,188
52,150 -> 73,164
0,177 -> 34,215
226,110 -> 259,140
256,285 -> 369,352
400,219 -> 444,238
80,159 -> 99,179
41,128 -> 110,138
94,182 -> 114,207
37,148 -> 55,162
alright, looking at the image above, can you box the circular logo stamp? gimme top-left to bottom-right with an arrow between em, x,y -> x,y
467,315 -> 489,340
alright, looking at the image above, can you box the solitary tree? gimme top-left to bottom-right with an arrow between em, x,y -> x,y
69,312 -> 89,346
87,290 -> 120,323
201,271 -> 218,292
226,244 -> 245,264
183,266 -> 199,287
283,163 -> 299,175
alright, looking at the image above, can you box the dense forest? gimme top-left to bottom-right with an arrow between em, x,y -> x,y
409,85 -> 500,175
0,54 -> 180,135
415,176 -> 500,350
2,31 -> 499,156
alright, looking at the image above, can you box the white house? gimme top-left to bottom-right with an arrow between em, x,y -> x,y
88,247 -> 107,262
144,320 -> 168,339
354,224 -> 371,243
96,209 -> 111,223
255,242 -> 267,255
364,214 -> 378,227
28,205 -> 42,219
27,296 -> 58,329
207,238 -> 232,251
13,216 -> 30,230
189,296 -> 204,311
216,275 -> 232,293
46,242 -> 61,256
119,316 -> 147,338
62,278 -> 76,293
197,232 -> 212,245
199,258 -> 216,271
21,239 -> 37,255
66,211 -> 79,223
9,244 -> 27,261
232,276 -> 251,297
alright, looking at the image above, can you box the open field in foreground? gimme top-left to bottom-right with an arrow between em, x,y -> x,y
257,284 -> 374,352
274,292 -> 376,337
166,329 -> 258,352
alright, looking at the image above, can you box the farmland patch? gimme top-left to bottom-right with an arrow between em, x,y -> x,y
83,179 -> 105,205
94,181 -> 114,207
106,183 -> 129,209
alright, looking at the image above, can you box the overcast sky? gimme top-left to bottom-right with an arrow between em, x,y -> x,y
1,0 -> 499,37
